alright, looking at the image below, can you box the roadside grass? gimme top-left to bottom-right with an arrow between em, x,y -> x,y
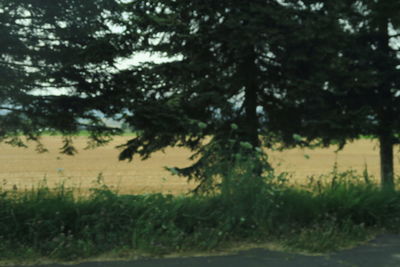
1,164 -> 399,264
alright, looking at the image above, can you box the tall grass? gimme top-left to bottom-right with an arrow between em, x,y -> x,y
1,162 -> 400,263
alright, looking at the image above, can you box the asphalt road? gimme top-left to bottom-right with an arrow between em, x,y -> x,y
8,234 -> 400,267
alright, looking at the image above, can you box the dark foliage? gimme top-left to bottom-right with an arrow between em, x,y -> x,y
0,0 -> 127,151
109,0 -> 350,190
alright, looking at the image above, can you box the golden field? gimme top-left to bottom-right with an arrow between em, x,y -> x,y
0,136 -> 399,194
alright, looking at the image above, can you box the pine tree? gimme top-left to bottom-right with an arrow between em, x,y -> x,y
111,0 -> 338,191
334,0 -> 400,188
0,0 -> 125,152
279,0 -> 400,188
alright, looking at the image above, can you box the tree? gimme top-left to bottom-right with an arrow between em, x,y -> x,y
253,1 -> 359,145
337,0 -> 400,188
277,0 -> 400,188
7,0 -> 396,190
0,0 -> 125,152
106,0 -> 344,192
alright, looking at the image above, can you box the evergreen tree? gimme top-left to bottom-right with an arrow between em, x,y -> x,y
279,0 -> 400,188
0,0 -> 125,152
335,0 -> 400,188
6,0 -> 397,190
256,1 -> 357,147
111,0 -> 340,191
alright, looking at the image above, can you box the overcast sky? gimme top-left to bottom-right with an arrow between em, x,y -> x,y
115,52 -> 167,70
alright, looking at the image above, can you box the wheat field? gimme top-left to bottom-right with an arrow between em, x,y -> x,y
0,136 -> 398,194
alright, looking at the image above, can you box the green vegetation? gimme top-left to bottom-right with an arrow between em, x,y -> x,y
1,0 -> 123,152
2,2 -> 400,264
3,0 -> 400,189
1,163 -> 399,264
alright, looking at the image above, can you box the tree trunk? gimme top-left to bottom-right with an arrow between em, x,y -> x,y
242,48 -> 260,149
376,4 -> 395,189
240,47 -> 266,176
379,133 -> 394,189
243,75 -> 260,150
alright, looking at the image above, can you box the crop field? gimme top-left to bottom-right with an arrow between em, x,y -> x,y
0,136 -> 399,194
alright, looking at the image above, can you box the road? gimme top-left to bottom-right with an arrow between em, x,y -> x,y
8,234 -> 400,267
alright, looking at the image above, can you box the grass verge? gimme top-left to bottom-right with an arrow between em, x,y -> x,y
0,168 -> 399,264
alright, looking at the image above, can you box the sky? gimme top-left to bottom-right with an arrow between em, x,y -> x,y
114,52 -> 166,70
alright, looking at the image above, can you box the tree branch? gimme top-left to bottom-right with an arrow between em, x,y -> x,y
389,33 -> 400,39
76,123 -> 122,132
4,22 -> 58,31
0,106 -> 23,112
11,16 -> 40,20
30,83 -> 78,88
0,60 -> 48,69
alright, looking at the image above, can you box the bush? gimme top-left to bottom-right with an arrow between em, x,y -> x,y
1,164 -> 400,262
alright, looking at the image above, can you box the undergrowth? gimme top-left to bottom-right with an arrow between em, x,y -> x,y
1,160 -> 400,263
